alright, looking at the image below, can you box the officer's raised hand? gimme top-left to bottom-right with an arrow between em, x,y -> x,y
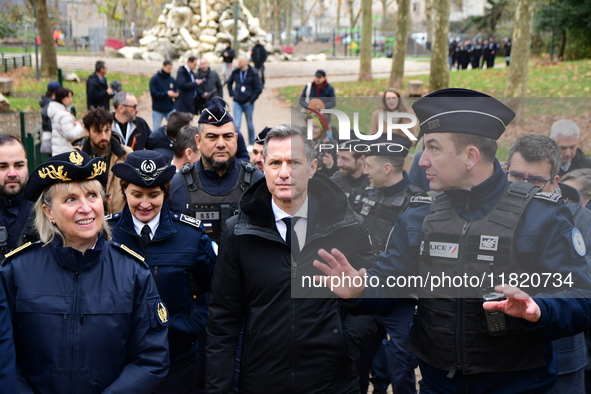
314,248 -> 367,299
482,284 -> 541,323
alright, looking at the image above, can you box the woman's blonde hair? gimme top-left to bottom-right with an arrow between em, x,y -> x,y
34,180 -> 111,246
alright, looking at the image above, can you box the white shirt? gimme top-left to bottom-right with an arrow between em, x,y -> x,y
561,161 -> 572,173
132,212 -> 161,240
272,196 -> 308,251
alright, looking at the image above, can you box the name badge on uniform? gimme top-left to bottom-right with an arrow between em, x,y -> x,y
241,86 -> 246,93
360,202 -> 371,216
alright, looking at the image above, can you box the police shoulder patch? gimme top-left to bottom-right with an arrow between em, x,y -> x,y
410,196 -> 432,205
155,300 -> 168,326
177,213 -> 202,229
112,242 -> 145,262
572,228 -> 586,257
533,192 -> 561,204
4,241 -> 34,259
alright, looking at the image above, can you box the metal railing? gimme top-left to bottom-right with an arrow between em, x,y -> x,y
0,54 -> 33,73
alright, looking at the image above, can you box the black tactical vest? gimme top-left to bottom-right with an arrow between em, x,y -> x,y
406,182 -> 547,376
359,184 -> 427,255
180,161 -> 256,243
331,172 -> 370,209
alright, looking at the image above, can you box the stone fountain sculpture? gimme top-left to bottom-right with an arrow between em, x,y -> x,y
125,0 -> 270,62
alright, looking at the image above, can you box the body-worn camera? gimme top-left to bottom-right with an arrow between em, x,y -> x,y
482,292 -> 507,336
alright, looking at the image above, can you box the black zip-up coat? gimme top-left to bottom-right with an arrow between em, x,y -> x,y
206,174 -> 378,393
150,69 -> 178,114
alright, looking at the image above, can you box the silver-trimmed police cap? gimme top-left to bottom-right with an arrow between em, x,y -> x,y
412,88 -> 515,140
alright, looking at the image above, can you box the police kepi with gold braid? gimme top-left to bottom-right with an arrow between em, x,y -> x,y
24,151 -> 109,202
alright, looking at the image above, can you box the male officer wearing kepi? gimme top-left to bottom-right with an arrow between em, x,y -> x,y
356,133 -> 427,394
168,97 -> 264,243
315,88 -> 591,393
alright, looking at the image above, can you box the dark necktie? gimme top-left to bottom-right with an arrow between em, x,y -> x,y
282,217 -> 301,259
141,225 -> 151,249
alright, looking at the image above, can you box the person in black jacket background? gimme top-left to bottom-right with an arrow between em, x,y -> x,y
227,55 -> 262,145
150,60 -> 179,129
86,60 -> 114,110
250,40 -> 268,87
175,57 -> 201,115
195,58 -> 223,114
220,41 -> 235,83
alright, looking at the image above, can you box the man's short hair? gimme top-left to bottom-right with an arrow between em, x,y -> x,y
263,124 -> 314,165
0,134 -> 24,150
95,60 -> 105,73
166,112 -> 193,140
188,56 -> 197,63
507,134 -> 562,178
112,91 -> 131,109
373,155 -> 405,173
561,168 -> 591,201
450,133 -> 497,164
163,59 -> 172,66
174,125 -> 199,158
82,107 -> 114,132
550,119 -> 580,141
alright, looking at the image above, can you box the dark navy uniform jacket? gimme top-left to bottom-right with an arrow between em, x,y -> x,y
1,234 -> 170,393
357,160 -> 591,393
0,278 -> 15,392
0,193 -> 33,251
168,159 -> 264,215
109,203 -> 217,363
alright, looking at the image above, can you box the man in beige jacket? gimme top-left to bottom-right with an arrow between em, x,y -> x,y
79,107 -> 132,214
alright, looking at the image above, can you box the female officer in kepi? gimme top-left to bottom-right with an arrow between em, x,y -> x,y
109,150 -> 216,394
0,151 -> 169,393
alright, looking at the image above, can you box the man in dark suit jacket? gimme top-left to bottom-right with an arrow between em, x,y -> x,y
86,60 -> 114,110
175,57 -> 201,115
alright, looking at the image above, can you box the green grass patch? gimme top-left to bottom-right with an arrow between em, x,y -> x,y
8,69 -> 151,114
279,59 -> 591,99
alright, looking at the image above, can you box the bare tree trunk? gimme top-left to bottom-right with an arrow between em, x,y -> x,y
36,0 -> 58,77
429,0 -> 450,91
285,0 -> 293,46
557,29 -> 566,61
359,0 -> 372,80
504,0 -> 533,98
425,0 -> 434,48
336,0 -> 341,35
389,0 -> 410,89
275,0 -> 281,46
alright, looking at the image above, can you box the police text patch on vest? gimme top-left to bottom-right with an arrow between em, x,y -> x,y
428,242 -> 459,259
572,228 -> 586,257
479,235 -> 499,251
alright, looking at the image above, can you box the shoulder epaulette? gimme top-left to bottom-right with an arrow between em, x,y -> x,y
4,241 -> 34,259
112,242 -> 145,262
105,213 -> 121,221
173,213 -> 202,229
533,192 -> 562,204
409,196 -> 432,205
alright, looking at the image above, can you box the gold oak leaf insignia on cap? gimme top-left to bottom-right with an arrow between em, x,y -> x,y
88,161 -> 107,180
38,165 -> 71,181
69,151 -> 84,166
